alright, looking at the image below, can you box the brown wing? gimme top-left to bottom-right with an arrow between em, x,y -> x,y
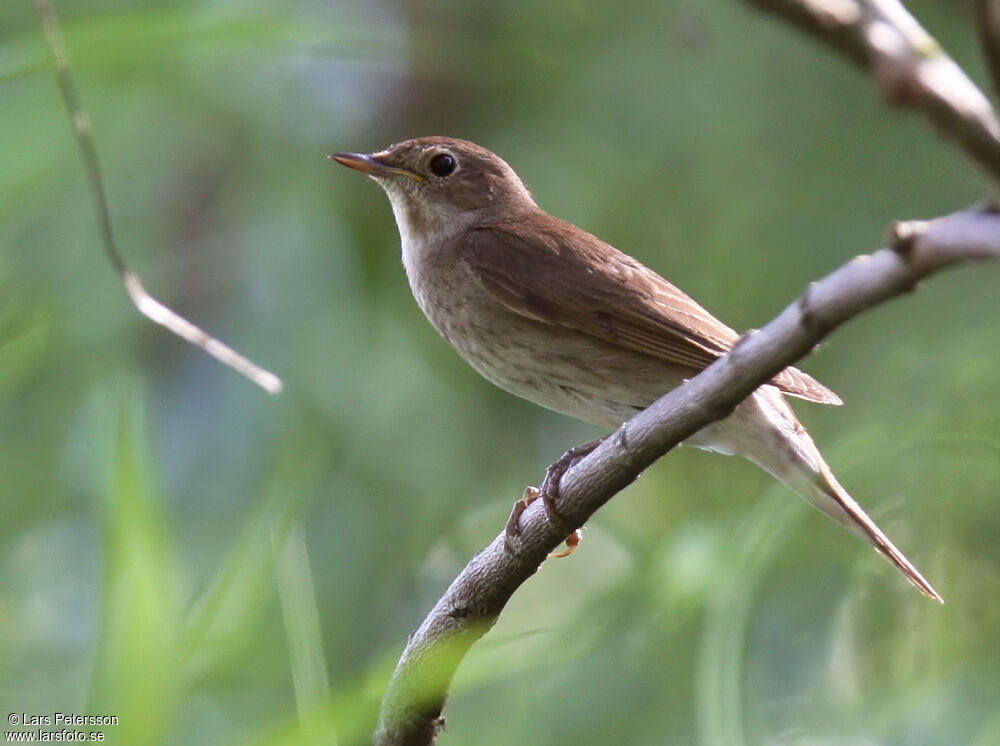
464,216 -> 842,406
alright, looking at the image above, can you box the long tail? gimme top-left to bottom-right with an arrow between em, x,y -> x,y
807,463 -> 942,602
742,389 -> 943,603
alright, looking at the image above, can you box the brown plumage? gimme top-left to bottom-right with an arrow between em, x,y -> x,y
464,217 -> 842,406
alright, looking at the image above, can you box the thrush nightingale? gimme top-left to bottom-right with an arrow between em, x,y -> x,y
331,136 -> 941,602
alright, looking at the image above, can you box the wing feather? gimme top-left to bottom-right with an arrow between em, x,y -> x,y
465,217 -> 842,406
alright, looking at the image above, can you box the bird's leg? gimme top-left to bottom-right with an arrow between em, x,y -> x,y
505,486 -> 540,547
504,436 -> 606,557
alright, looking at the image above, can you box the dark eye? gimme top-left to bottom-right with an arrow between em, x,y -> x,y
429,152 -> 456,177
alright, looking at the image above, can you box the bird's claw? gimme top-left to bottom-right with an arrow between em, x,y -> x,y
504,485 -> 539,552
504,437 -> 605,556
548,528 -> 582,558
504,484 -> 583,557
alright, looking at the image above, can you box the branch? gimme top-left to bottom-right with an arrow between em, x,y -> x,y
741,0 -> 1000,188
373,204 -> 1000,745
35,0 -> 282,395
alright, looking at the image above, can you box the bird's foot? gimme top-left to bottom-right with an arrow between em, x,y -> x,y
504,485 -> 540,551
538,436 -> 607,528
504,485 -> 584,557
504,437 -> 606,557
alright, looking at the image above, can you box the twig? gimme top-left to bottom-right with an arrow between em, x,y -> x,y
35,0 -> 282,395
373,205 -> 1000,745
975,0 -> 1000,100
741,0 -> 1000,188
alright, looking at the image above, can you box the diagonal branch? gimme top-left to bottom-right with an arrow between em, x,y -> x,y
35,0 -> 282,395
373,204 -> 1000,745
741,0 -> 1000,188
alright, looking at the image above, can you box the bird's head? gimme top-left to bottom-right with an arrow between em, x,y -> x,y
330,137 -> 536,241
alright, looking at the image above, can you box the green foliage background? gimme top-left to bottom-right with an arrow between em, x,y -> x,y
2,1 -> 999,744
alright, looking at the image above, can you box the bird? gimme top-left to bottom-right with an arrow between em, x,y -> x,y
330,136 -> 941,602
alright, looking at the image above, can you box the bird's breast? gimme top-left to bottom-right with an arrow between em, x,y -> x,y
401,244 -> 687,428
403,248 -> 506,365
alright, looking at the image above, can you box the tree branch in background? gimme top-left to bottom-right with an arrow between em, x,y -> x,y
35,0 -> 283,395
975,0 -> 1000,100
375,205 -> 1000,745
742,0 -> 1000,187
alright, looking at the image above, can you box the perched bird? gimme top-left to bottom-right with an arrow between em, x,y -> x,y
331,137 -> 941,602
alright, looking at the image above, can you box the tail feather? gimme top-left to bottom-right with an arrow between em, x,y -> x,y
736,388 -> 943,603
811,465 -> 943,603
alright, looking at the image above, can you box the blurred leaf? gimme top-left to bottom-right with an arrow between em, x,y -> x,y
180,419 -> 334,681
0,302 -> 51,396
252,680 -> 383,746
274,519 -> 333,743
695,489 -> 804,746
87,391 -> 181,745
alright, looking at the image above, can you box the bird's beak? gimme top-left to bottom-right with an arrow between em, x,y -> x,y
327,152 -> 424,182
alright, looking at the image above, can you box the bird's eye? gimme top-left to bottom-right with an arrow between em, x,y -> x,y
429,153 -> 456,177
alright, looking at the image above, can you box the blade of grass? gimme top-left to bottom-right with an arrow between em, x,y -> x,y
274,519 -> 334,745
87,390 -> 181,746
